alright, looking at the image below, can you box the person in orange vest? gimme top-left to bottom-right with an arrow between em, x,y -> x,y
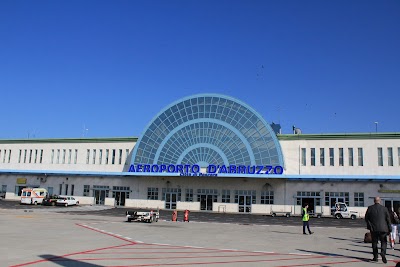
302,203 -> 314,235
184,209 -> 190,222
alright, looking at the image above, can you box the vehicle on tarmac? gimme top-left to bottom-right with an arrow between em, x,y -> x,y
42,195 -> 61,206
56,196 -> 79,207
126,210 -> 159,223
20,188 -> 48,205
331,202 -> 358,219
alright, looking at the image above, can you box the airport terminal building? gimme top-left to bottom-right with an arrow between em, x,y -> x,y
1,94 -> 399,217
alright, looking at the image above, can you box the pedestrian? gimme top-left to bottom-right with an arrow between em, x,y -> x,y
388,206 -> 399,249
365,196 -> 391,263
302,203 -> 314,235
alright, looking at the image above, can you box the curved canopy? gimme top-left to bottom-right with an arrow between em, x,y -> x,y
131,94 -> 284,168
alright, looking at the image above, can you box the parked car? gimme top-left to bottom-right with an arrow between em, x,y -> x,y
56,196 -> 79,207
42,195 -> 61,206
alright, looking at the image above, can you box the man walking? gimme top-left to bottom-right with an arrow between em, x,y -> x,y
365,196 -> 391,263
302,203 -> 313,235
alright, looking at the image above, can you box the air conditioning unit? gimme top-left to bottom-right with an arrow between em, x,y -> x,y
40,177 -> 47,183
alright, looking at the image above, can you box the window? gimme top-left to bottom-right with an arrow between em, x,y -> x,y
18,150 -> 22,163
348,148 -> 353,166
29,150 -> 32,163
47,187 -> 53,196
92,149 -> 96,164
311,148 -> 315,166
185,189 -> 193,202
119,149 -> 122,164
354,192 -> 364,207
83,185 -> 90,196
8,150 -> 11,163
378,147 -> 383,166
261,191 -> 274,204
56,149 -> 60,164
65,184 -> 69,195
68,149 -> 72,164
324,192 -> 350,206
24,149 -> 27,163
99,149 -> 103,164
59,184 -> 63,195
339,148 -> 343,166
40,150 -> 43,164
51,149 -> 54,164
301,148 -> 306,166
398,148 -> 400,166
1,185 -> 7,193
62,149 -> 66,164
112,149 -> 116,164
86,149 -> 90,164
329,148 -> 334,166
358,148 -> 364,166
388,147 -> 393,166
3,150 -> 6,163
74,149 -> 78,164
71,185 -> 74,196
221,190 -> 230,203
34,149 -> 38,163
147,187 -> 159,200
320,148 -> 325,166
105,149 -> 109,164
0,150 -> 2,163
125,149 -> 129,165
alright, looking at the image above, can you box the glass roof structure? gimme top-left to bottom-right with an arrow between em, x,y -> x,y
131,94 -> 284,168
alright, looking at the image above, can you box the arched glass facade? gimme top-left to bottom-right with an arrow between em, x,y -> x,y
131,94 -> 284,168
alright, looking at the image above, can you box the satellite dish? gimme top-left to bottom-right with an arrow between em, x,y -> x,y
294,128 -> 302,134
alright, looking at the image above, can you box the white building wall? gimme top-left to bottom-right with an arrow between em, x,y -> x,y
279,138 -> 400,176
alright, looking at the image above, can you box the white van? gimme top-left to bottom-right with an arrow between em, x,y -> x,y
20,188 -> 48,205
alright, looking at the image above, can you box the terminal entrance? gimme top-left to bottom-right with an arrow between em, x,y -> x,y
197,189 -> 218,211
199,194 -> 216,211
113,186 -> 130,207
165,193 -> 177,210
238,195 -> 252,213
93,185 -> 110,205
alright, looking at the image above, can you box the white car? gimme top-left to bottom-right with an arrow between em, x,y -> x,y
56,196 -> 79,207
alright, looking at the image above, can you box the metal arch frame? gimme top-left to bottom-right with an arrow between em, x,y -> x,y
177,143 -> 229,166
131,93 -> 285,168
153,118 -> 255,165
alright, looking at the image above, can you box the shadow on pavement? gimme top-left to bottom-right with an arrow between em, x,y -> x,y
39,254 -> 103,267
296,249 -> 370,263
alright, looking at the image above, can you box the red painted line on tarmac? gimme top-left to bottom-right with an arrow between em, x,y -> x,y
76,223 -> 137,243
276,259 -> 369,266
9,243 -> 134,267
107,255 -> 329,266
48,252 -> 296,261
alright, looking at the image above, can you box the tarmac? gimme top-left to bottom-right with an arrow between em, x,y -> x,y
2,205 -> 400,267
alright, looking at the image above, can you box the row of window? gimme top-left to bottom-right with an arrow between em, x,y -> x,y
301,148 -> 364,167
146,188 -> 365,207
302,147 -> 400,167
0,148 -> 131,165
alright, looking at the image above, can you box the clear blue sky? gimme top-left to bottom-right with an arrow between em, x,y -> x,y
1,0 -> 399,139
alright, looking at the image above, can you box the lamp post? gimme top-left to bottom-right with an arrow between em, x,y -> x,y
374,122 -> 378,133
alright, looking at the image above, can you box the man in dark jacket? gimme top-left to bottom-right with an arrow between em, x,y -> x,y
365,196 -> 392,263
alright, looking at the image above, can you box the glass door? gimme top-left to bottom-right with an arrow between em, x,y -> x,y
94,190 -> 106,205
238,195 -> 252,213
165,193 -> 177,210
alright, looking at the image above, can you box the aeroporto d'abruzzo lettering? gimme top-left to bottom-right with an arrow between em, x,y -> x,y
128,164 -> 284,176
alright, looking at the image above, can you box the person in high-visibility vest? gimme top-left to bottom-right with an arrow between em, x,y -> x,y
302,203 -> 314,235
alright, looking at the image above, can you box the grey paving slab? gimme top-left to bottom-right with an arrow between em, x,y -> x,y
2,208 -> 399,267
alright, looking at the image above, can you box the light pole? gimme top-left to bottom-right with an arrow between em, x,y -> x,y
374,122 -> 378,133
